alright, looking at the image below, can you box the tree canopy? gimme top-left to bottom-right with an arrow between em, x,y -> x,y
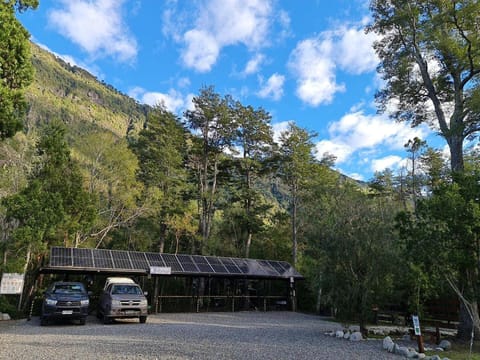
0,1 -> 38,139
368,0 -> 480,173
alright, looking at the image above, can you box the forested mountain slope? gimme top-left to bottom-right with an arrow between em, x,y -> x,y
25,42 -> 150,140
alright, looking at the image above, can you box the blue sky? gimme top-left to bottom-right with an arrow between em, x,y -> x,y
18,0 -> 443,181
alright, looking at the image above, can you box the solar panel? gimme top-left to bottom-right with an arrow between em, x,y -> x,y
93,249 -> 114,268
268,260 -> 287,274
258,260 -> 281,276
50,247 -> 72,267
219,257 -> 242,274
47,247 -> 303,279
191,255 -> 214,273
72,248 -> 93,267
162,253 -> 184,272
231,258 -> 250,274
145,252 -> 165,267
177,254 -> 200,273
111,250 -> 133,269
130,251 -> 150,270
205,256 -> 228,274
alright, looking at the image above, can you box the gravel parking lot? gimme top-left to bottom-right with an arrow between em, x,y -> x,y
0,311 -> 399,359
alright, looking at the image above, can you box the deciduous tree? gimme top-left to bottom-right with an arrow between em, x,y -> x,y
368,0 -> 480,173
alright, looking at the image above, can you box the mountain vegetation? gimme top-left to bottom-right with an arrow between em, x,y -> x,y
0,1 -> 479,343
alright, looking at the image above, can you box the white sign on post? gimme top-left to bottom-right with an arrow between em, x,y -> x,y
412,315 -> 421,335
0,273 -> 25,295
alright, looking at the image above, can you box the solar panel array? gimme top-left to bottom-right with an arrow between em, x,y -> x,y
48,247 -> 303,279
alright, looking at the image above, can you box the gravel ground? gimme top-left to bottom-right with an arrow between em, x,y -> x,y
0,311 -> 401,360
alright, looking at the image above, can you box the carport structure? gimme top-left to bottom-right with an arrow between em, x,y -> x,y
39,247 -> 304,313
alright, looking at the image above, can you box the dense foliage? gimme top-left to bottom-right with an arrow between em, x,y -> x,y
0,1 -> 37,139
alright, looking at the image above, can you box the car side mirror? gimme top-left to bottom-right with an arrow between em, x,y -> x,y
143,291 -> 148,296
87,291 -> 93,296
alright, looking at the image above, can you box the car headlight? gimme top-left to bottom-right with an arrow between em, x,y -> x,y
80,299 -> 89,306
140,299 -> 148,306
45,298 -> 57,306
111,299 -> 121,307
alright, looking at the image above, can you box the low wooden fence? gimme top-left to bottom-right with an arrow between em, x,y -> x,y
154,295 -> 289,313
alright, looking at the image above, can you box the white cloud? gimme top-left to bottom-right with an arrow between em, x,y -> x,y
48,0 -> 137,63
288,37 -> 345,106
288,22 -> 378,106
182,30 -> 220,72
163,0 -> 277,72
316,140 -> 353,164
243,54 -> 265,75
371,155 -> 405,172
128,87 -> 193,115
337,27 -> 378,74
257,73 -> 285,100
314,108 -> 431,169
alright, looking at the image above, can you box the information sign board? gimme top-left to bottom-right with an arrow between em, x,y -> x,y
0,273 -> 25,294
412,315 -> 421,335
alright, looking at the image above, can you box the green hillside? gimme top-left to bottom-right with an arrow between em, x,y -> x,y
25,42 -> 150,140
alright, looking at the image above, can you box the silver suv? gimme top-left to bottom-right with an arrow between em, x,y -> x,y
97,278 -> 148,324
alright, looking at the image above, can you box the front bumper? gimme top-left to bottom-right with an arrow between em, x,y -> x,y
42,304 -> 89,319
107,306 -> 148,318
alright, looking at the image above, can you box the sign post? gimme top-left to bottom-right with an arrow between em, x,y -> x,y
412,315 -> 425,353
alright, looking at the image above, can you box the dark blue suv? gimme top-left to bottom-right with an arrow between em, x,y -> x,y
40,281 -> 89,326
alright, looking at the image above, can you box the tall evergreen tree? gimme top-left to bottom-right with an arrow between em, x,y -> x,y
233,102 -> 274,258
277,123 -> 317,266
130,105 -> 188,253
184,86 -> 236,252
2,120 -> 96,308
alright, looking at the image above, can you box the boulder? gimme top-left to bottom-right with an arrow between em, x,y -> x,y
396,346 -> 410,357
349,332 -> 362,341
2,313 -> 11,321
383,336 -> 394,351
335,330 -> 344,338
438,340 -> 451,351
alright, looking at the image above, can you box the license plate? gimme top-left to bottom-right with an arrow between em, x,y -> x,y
125,310 -> 137,315
62,310 -> 73,315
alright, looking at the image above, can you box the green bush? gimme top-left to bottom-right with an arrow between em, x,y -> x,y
0,295 -> 24,319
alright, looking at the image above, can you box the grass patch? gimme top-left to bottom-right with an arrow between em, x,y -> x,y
425,340 -> 480,360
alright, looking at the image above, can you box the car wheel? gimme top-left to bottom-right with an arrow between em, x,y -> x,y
79,317 -> 86,325
139,316 -> 147,324
40,316 -> 48,326
103,316 -> 112,325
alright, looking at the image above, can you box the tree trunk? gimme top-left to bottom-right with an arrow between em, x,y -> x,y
245,232 -> 252,259
291,191 -> 298,266
447,134 -> 464,173
457,300 -> 480,341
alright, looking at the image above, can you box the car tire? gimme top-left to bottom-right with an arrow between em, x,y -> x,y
79,317 -> 86,325
40,316 -> 48,326
103,316 -> 112,325
139,316 -> 147,324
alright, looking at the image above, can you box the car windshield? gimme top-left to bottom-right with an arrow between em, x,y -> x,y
52,284 -> 85,294
111,285 -> 142,295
